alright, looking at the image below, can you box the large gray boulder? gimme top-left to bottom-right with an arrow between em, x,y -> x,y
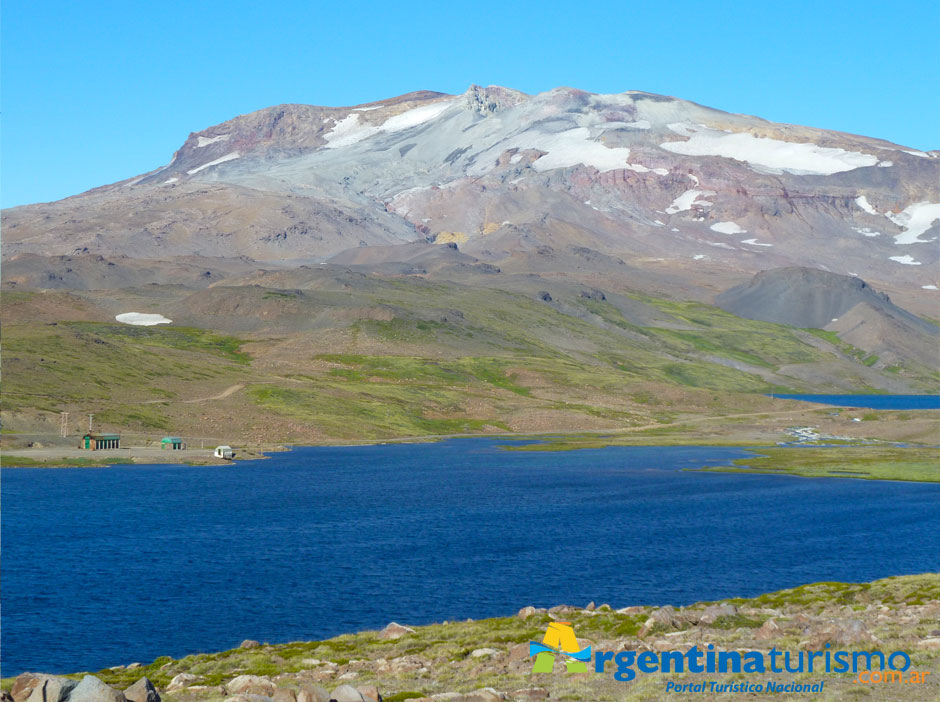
69,676 -> 127,702
296,685 -> 331,702
330,686 -> 367,702
11,674 -> 77,702
124,677 -> 160,702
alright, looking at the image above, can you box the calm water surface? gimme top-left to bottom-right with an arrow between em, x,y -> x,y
2,439 -> 938,674
769,394 -> 940,410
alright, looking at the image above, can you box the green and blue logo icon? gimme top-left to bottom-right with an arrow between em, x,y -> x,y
529,622 -> 591,674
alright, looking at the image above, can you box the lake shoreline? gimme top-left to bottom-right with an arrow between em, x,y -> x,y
4,428 -> 939,485
3,573 -> 938,701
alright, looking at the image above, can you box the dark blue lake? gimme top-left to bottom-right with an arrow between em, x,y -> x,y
2,439 -> 938,675
769,394 -> 940,410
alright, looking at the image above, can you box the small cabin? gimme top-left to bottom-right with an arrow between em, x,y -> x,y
161,436 -> 184,450
214,445 -> 234,459
81,433 -> 120,450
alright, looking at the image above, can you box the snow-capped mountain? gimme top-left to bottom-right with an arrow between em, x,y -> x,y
3,85 -> 938,291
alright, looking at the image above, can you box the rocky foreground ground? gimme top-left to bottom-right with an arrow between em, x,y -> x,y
4,575 -> 939,702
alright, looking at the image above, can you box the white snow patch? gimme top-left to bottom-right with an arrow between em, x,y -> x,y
667,123 -> 699,137
353,105 -> 381,111
921,284 -> 939,290
877,160 -> 893,167
382,101 -> 455,132
600,119 -> 650,130
853,227 -> 881,237
687,174 -> 700,186
693,254 -> 707,260
501,220 -> 511,226
195,134 -> 231,148
116,312 -> 172,326
740,238 -> 773,247
187,152 -> 240,175
710,221 -> 747,235
324,101 -> 455,149
510,153 -> 523,164
323,113 -> 380,148
622,162 -> 668,175
855,195 -> 878,215
653,220 -> 665,226
885,202 -> 940,245
706,241 -> 736,249
163,177 -> 178,184
670,227 -> 680,232
525,128 -> 632,172
661,130 -> 878,175
666,189 -> 715,214
889,255 -> 922,265
902,149 -> 930,158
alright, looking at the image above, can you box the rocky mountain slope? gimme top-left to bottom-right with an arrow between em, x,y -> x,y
3,87 -> 938,442
4,86 -> 938,294
716,267 -> 938,368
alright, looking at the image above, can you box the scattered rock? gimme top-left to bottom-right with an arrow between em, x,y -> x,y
508,643 -> 531,661
124,677 -> 160,702
517,606 -> 537,618
536,291 -> 552,302
640,605 -> 680,636
580,289 -> 606,301
226,675 -> 277,696
460,689 -> 503,702
699,603 -> 737,625
470,648 -> 499,658
296,685 -> 332,702
69,675 -> 127,702
755,618 -> 781,641
356,686 -> 380,702
585,601 -> 596,612
167,673 -> 203,692
804,619 -> 877,650
330,685 -> 367,702
378,622 -> 416,639
272,689 -> 297,702
337,672 -> 358,680
917,637 -> 940,649
240,639 -> 262,649
616,606 -> 644,615
512,689 -> 549,701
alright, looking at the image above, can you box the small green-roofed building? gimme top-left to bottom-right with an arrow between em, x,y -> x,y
82,434 -> 120,450
161,436 -> 184,450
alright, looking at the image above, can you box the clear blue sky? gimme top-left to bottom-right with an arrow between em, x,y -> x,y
3,0 -> 938,208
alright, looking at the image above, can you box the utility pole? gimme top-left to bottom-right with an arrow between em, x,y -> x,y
60,412 -> 69,438
88,414 -> 94,433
